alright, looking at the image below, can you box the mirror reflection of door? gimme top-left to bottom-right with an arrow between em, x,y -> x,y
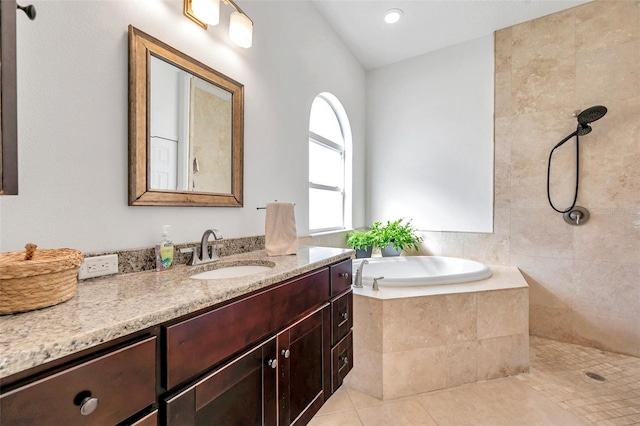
149,55 -> 233,194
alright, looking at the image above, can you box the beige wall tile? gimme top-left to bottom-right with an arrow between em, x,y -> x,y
529,304 -> 573,341
382,346 -> 447,399
440,233 -> 465,258
353,295 -> 383,352
510,109 -> 579,209
477,288 -> 529,339
347,346 -> 383,399
576,1 -> 640,51
494,28 -> 512,75
571,309 -> 640,356
478,0 -> 640,357
495,70 -> 513,118
494,207 -> 511,236
382,294 -> 476,353
446,341 -> 478,388
416,231 -> 442,256
576,41 -> 640,105
494,117 -> 512,208
511,255 -> 575,309
477,334 -> 530,380
579,97 -> 640,210
572,208 -> 639,264
463,233 -> 510,265
510,208 -> 574,258
512,9 -> 576,69
512,57 -> 577,115
573,260 -> 640,319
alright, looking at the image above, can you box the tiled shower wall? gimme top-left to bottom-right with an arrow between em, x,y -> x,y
420,1 -> 639,356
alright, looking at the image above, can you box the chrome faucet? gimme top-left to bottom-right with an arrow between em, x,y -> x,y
190,229 -> 223,265
372,276 -> 384,291
353,260 -> 368,288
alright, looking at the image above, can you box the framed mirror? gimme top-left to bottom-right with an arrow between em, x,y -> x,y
128,25 -> 244,207
1,0 -> 19,195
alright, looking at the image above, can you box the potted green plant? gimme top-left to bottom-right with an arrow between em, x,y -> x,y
371,219 -> 423,257
346,229 -> 375,258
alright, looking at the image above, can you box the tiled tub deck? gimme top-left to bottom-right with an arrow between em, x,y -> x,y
346,265 -> 529,400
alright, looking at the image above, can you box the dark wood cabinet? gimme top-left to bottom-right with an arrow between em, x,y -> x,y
0,258 -> 353,426
163,338 -> 277,426
277,306 -> 329,426
0,336 -> 156,426
163,268 -> 329,390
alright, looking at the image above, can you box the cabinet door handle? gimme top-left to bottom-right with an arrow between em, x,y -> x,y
79,397 -> 99,416
267,358 -> 278,369
341,356 -> 349,365
339,272 -> 349,279
281,349 -> 290,359
340,312 -> 349,321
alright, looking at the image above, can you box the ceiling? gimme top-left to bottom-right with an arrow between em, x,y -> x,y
311,0 -> 591,70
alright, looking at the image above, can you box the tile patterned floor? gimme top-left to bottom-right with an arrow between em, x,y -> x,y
310,336 -> 640,425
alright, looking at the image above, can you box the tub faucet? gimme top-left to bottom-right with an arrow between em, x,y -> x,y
190,229 -> 223,265
372,276 -> 384,291
353,260 -> 368,288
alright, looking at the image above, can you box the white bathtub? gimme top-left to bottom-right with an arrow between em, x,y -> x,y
353,256 -> 492,287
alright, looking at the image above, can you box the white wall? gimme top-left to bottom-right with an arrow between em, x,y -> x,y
366,35 -> 494,232
0,0 -> 366,252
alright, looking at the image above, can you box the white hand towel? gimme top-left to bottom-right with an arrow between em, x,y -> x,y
265,202 -> 298,256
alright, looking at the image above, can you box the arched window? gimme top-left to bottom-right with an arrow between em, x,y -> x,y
308,93 -> 351,232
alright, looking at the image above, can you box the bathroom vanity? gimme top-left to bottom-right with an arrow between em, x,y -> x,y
0,247 -> 353,425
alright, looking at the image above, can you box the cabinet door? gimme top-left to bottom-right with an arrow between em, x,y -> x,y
164,337 -> 277,426
277,306 -> 330,426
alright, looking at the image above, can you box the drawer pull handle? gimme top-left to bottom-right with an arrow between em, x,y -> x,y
268,358 -> 278,369
79,397 -> 99,416
339,273 -> 349,279
281,349 -> 290,359
340,312 -> 349,321
341,356 -> 349,365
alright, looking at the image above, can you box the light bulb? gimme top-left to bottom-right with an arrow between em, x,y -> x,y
191,0 -> 220,26
384,8 -> 403,24
229,12 -> 253,48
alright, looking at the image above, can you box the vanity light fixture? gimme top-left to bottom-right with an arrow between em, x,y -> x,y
184,0 -> 253,48
384,8 -> 403,24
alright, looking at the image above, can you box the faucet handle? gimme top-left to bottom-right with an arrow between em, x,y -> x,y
372,276 -> 384,291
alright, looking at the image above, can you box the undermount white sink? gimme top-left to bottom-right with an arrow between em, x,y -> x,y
190,264 -> 274,280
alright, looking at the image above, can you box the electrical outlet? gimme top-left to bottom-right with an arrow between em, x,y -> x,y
78,254 -> 119,279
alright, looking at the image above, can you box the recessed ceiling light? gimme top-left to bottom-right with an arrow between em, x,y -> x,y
384,8 -> 403,24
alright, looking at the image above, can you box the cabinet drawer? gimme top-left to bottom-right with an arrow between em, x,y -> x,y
331,290 -> 353,346
164,268 -> 330,389
132,410 -> 158,426
330,259 -> 352,297
331,331 -> 353,393
0,336 -> 156,426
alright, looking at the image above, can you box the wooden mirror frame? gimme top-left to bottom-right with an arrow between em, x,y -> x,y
128,25 -> 244,207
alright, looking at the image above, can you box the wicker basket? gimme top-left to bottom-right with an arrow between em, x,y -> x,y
0,248 -> 84,314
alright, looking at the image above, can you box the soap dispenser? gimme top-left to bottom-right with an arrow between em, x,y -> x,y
155,225 -> 175,271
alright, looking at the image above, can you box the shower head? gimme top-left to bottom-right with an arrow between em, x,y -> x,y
577,124 -> 592,136
577,105 -> 607,125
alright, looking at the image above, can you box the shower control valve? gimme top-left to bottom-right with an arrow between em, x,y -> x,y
563,206 -> 590,226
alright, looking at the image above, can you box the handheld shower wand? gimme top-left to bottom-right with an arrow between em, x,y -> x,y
547,106 -> 607,214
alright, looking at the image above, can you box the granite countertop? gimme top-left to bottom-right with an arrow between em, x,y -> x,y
0,246 -> 353,380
